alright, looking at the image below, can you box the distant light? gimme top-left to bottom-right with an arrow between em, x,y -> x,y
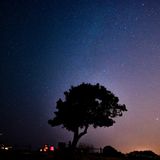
0,144 -> 12,151
43,144 -> 49,152
50,146 -> 54,151
39,144 -> 55,152
5,147 -> 9,150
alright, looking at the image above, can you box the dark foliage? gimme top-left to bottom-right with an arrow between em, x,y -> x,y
48,83 -> 127,148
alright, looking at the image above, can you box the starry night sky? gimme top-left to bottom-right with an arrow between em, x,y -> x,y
1,0 -> 160,154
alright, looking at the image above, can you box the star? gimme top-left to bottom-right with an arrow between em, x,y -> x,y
141,3 -> 145,7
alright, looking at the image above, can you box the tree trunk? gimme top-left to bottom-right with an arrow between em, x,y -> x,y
71,125 -> 88,149
71,131 -> 79,149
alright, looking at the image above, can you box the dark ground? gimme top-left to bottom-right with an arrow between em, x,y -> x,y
1,150 -> 160,160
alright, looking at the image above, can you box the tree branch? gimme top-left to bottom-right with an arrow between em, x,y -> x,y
78,125 -> 89,139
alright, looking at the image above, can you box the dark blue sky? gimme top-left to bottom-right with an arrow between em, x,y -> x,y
1,0 -> 160,153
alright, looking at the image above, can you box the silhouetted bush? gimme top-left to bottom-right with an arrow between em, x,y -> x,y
103,145 -> 125,158
127,150 -> 160,160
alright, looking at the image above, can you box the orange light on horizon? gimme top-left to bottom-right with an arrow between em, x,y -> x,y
133,146 -> 153,152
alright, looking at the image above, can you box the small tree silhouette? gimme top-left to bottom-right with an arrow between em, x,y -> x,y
48,83 -> 127,149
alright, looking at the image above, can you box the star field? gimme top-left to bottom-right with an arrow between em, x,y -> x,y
1,0 -> 160,154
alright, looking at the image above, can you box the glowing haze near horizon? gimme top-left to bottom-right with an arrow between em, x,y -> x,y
1,0 -> 160,154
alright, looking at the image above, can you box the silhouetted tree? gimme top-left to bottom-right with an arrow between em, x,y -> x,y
48,83 -> 127,149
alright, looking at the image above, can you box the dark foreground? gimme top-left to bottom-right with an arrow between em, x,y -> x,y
1,150 -> 160,160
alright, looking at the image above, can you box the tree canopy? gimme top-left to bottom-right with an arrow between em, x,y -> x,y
48,83 -> 127,148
